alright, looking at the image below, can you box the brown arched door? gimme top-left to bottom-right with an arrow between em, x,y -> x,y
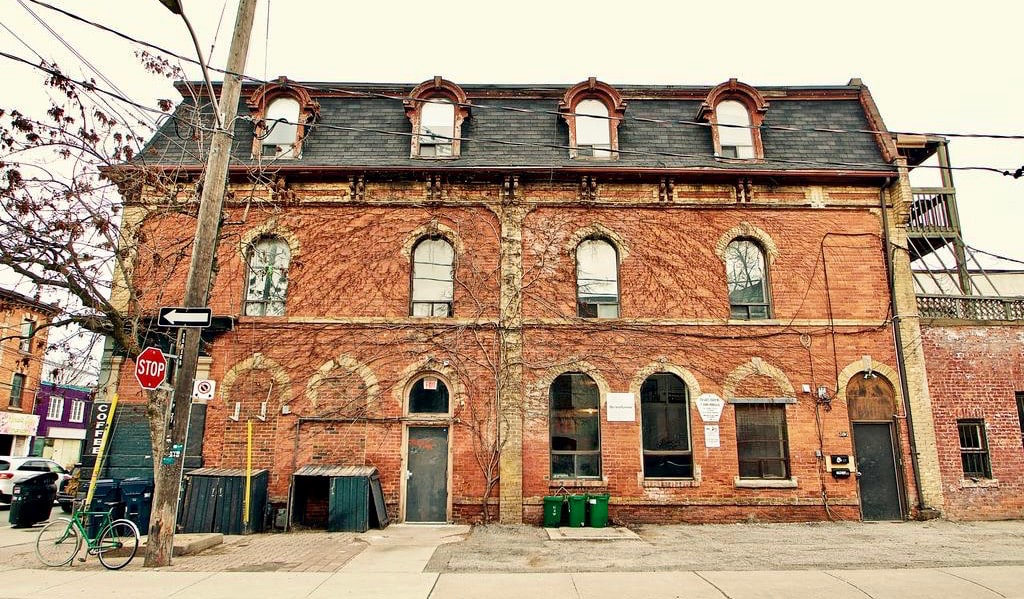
847,375 -> 904,521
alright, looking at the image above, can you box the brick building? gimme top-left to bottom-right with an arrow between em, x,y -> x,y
104,76 -> 947,525
32,382 -> 93,469
0,288 -> 57,456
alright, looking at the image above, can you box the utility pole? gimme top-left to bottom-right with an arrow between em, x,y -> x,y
145,0 -> 257,567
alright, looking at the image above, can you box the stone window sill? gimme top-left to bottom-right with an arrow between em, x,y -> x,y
960,478 -> 999,489
642,478 -> 700,488
734,476 -> 798,489
549,478 -> 607,489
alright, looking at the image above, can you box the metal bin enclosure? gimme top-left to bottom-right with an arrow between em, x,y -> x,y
8,472 -> 58,528
180,468 -> 268,535
291,465 -> 389,532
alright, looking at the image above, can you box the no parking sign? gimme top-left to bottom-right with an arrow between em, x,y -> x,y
192,379 -> 216,400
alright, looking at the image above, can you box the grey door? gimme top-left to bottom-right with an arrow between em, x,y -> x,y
406,427 -> 448,522
853,423 -> 902,521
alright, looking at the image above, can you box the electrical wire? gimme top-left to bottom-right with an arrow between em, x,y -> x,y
20,0 -> 1024,144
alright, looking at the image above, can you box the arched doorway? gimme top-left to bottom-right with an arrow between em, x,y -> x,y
847,374 -> 904,521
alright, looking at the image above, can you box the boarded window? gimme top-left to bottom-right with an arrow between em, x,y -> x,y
550,373 -> 601,478
244,237 -> 291,316
847,375 -> 897,421
576,239 -> 619,318
641,373 -> 692,478
725,239 -> 769,319
411,237 -> 455,317
736,403 -> 790,479
958,419 -> 992,479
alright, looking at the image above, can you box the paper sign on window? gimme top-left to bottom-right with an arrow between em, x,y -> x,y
423,377 -> 438,390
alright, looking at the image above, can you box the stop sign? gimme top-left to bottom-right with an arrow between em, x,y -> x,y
135,346 -> 168,390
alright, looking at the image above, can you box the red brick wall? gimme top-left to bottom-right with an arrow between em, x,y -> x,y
120,183 -> 919,524
922,324 -> 1024,520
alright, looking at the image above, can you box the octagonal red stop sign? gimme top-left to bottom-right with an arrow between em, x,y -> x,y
135,346 -> 167,390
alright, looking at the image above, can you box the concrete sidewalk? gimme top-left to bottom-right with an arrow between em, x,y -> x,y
0,566 -> 1022,598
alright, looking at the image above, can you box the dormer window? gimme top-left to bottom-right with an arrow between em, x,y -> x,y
575,100 -> 612,158
247,77 -> 320,161
418,100 -> 455,157
404,77 -> 470,159
698,79 -> 769,161
716,100 -> 754,159
262,97 -> 300,159
560,78 -> 626,160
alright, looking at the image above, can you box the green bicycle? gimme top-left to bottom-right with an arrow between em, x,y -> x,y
35,500 -> 140,569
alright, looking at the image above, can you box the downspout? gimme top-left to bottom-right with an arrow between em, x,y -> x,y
879,178 -> 927,517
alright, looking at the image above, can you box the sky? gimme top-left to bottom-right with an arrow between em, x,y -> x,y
2,0 -> 1022,262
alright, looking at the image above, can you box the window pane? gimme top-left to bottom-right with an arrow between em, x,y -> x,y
725,239 -> 768,317
1017,392 -> 1024,447
409,377 -> 449,413
420,100 -> 455,156
412,238 -> 455,304
245,238 -> 291,316
575,99 -> 611,158
736,404 -> 789,479
549,373 -> 601,478
19,319 -> 33,352
9,373 -> 25,408
263,97 -> 300,158
577,239 -> 619,317
717,100 -> 754,158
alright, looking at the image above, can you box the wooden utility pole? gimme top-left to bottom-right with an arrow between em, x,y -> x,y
145,0 -> 258,567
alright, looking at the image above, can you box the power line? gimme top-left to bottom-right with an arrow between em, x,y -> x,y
21,0 -> 1024,144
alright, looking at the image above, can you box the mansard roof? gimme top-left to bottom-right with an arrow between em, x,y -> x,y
140,80 -> 895,176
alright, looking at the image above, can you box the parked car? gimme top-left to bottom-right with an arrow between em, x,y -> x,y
0,456 -> 71,504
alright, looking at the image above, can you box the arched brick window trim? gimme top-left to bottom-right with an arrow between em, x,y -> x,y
247,77 -> 320,159
697,79 -> 769,160
559,77 -> 627,159
403,76 -> 471,159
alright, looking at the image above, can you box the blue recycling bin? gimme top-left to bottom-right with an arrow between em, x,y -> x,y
120,477 -> 154,533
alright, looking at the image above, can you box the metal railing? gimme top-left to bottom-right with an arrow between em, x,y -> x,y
917,294 -> 1024,321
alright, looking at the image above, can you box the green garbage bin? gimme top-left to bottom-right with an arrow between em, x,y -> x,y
588,494 -> 609,528
543,496 -> 563,528
567,495 -> 587,528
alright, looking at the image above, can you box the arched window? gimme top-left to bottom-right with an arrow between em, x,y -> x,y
724,239 -> 770,319
411,237 -> 455,317
549,372 -> 601,479
575,99 -> 612,158
409,375 -> 449,414
244,237 -> 291,316
576,239 -> 619,318
418,100 -> 455,157
261,97 -> 301,159
716,100 -> 754,159
641,373 -> 691,478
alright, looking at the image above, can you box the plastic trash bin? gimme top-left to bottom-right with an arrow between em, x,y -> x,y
8,472 -> 58,528
81,478 -> 123,538
587,494 -> 609,528
543,496 -> 564,528
120,477 -> 154,533
567,495 -> 587,528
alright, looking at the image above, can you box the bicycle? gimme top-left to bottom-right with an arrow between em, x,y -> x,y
35,499 -> 140,570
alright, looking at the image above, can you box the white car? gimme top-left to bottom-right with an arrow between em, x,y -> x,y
0,456 -> 71,504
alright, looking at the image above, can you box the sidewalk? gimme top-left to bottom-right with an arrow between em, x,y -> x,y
1,565 -> 1022,598
4,507 -> 1024,597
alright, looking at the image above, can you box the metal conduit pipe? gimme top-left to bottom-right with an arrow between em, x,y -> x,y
879,179 -> 927,517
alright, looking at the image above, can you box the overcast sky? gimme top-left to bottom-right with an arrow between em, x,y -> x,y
3,0 -> 1022,266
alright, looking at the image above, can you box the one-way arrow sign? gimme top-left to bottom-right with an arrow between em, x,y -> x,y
158,306 -> 213,328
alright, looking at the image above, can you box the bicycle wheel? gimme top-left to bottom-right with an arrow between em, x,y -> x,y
96,519 -> 139,570
36,518 -> 81,567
